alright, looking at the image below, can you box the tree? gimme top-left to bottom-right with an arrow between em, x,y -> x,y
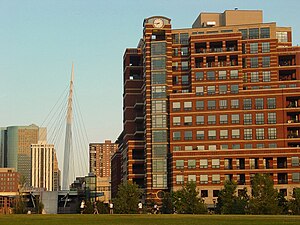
248,173 -> 281,214
289,188 -> 300,215
173,182 -> 207,214
161,192 -> 173,214
113,181 -> 142,214
13,175 -> 27,214
215,180 -> 248,214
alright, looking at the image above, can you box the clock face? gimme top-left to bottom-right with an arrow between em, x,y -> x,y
153,18 -> 164,28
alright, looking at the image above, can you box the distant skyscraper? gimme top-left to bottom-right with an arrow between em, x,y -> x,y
0,128 -> 7,167
31,142 -> 60,191
3,124 -> 46,187
89,140 -> 118,202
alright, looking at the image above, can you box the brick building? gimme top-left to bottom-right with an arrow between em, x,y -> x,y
115,9 -> 300,206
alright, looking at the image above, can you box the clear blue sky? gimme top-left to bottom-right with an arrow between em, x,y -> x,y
1,0 -> 300,145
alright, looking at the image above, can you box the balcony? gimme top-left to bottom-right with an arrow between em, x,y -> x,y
279,55 -> 296,67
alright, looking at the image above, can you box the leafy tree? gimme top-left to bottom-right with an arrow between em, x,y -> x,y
289,188 -> 300,215
248,173 -> 280,214
277,191 -> 289,214
13,175 -> 27,214
173,182 -> 207,214
161,192 -> 173,214
113,181 -> 142,214
216,180 -> 248,214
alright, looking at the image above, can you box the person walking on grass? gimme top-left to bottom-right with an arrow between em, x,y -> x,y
109,201 -> 114,214
138,201 -> 143,214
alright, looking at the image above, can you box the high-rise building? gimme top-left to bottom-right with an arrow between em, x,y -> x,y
0,128 -> 7,167
0,168 -> 20,192
89,140 -> 118,202
116,9 -> 300,206
2,124 -> 46,187
31,142 -> 60,191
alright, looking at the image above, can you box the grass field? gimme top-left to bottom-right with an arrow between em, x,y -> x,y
0,214 -> 300,225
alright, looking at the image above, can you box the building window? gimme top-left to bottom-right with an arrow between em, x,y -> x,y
219,85 -> 227,94
152,100 -> 166,113
172,34 -> 179,44
292,173 -> 300,183
232,144 -> 240,149
292,157 -> 299,167
153,159 -> 167,172
208,130 -> 216,140
262,42 -> 270,53
218,70 -> 227,80
220,114 -> 228,124
268,128 -> 277,139
250,72 -> 259,82
220,130 -> 228,139
173,48 -> 178,56
152,86 -> 166,98
181,47 -> 189,56
260,27 -> 270,38
257,143 -> 265,148
173,117 -> 181,126
249,28 -> 259,39
276,31 -> 288,43
244,128 -> 253,140
196,100 -> 204,110
221,144 -> 228,150
212,174 -> 220,184
244,113 -> 252,124
173,131 -> 181,141
173,146 -> 181,151
184,116 -> 192,126
224,158 -> 233,169
182,75 -> 189,85
184,131 -> 192,140
230,84 -> 239,94
185,146 -> 193,151
208,86 -> 216,95
194,87 -> 204,96
256,113 -> 264,124
151,42 -> 166,55
151,57 -> 166,70
152,71 -> 166,84
262,71 -> 271,82
172,102 -> 180,111
262,56 -> 270,67
152,115 -> 167,128
176,175 -> 184,184
180,33 -> 189,44
209,145 -> 217,150
207,71 -> 215,80
250,43 -> 258,54
250,158 -> 259,169
196,130 -> 204,140
212,159 -> 220,169
208,100 -> 216,110
200,159 -> 208,168
184,101 -> 192,111
219,100 -> 227,109
200,175 -> 208,184
188,175 -> 196,182
188,160 -> 196,169
230,70 -> 239,79
255,98 -> 264,109
256,128 -> 264,140
239,29 -> 248,39
195,71 -> 204,81
250,57 -> 258,68
152,130 -> 167,142
172,62 -> 178,71
267,98 -> 276,109
176,160 -> 184,169
232,129 -> 240,139
231,114 -> 240,124
196,116 -> 204,125
181,61 -> 189,70
231,99 -> 239,109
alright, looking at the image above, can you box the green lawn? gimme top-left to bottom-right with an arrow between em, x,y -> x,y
0,214 -> 300,225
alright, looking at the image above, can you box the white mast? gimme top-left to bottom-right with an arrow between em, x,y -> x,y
62,63 -> 74,190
